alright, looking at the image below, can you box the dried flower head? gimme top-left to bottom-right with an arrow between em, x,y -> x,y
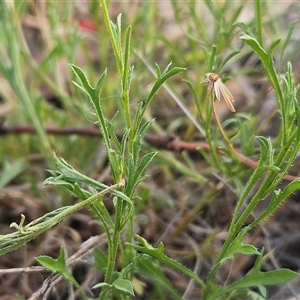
201,73 -> 235,112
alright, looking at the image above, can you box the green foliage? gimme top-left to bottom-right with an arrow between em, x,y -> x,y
0,160 -> 27,189
0,0 -> 300,299
219,249 -> 297,299
134,255 -> 182,299
37,247 -> 90,300
0,2 -> 51,157
199,2 -> 300,298
128,235 -> 205,289
0,175 -> 125,256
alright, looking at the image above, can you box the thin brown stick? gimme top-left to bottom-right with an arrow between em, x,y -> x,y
0,124 -> 102,137
0,266 -> 47,276
1,124 -> 298,182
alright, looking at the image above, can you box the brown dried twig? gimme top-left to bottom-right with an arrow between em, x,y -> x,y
0,124 -> 297,182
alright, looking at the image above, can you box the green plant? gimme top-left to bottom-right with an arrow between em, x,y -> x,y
0,1 -> 51,157
131,0 -> 300,298
0,1 -> 185,298
1,0 -> 299,299
195,1 -> 300,298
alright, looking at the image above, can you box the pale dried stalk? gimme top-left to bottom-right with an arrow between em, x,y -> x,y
202,72 -> 238,159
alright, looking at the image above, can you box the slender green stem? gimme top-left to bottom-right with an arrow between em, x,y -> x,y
201,234 -> 232,298
100,201 -> 123,299
89,203 -> 113,247
232,175 -> 276,232
98,2 -> 134,296
255,0 -> 264,47
99,0 -> 132,148
104,225 -> 120,285
100,0 -> 124,75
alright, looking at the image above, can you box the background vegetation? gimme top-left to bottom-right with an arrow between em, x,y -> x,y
0,1 -> 300,299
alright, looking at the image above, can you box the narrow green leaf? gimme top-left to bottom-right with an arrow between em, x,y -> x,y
95,69 -> 107,98
109,20 -> 118,41
268,38 -> 281,55
113,278 -> 134,296
92,249 -> 108,271
122,25 -> 132,91
220,227 -> 259,264
155,63 -> 161,78
162,66 -> 186,81
201,46 -> 208,62
106,118 -> 122,154
36,255 -> 60,274
0,160 -> 27,189
240,35 -> 268,61
44,153 -> 131,203
219,50 -> 241,72
121,128 -> 131,159
208,45 -> 217,72
135,64 -> 185,131
94,262 -> 135,296
37,247 -> 69,280
127,235 -> 205,288
71,80 -> 88,95
183,79 -> 197,104
116,13 -> 122,43
125,152 -> 156,197
251,178 -> 300,227
161,61 -> 173,77
93,282 -> 110,289
37,247 -> 89,300
132,120 -> 154,164
280,19 -> 298,65
135,255 -> 181,299
255,136 -> 275,168
240,35 -> 283,106
234,22 -> 255,36
225,268 -> 298,298
221,250 -> 298,297
69,63 -> 94,95
0,181 -> 124,256
108,149 -> 123,182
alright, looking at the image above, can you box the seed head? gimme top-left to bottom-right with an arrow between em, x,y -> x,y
201,73 -> 235,112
